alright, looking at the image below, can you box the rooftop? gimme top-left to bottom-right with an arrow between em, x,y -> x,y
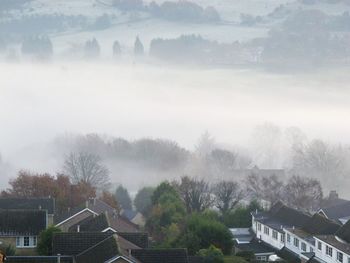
0,209 -> 47,236
0,198 -> 55,214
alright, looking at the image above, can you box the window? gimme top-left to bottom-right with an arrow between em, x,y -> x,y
256,256 -> 266,261
23,237 -> 29,247
33,236 -> 37,246
272,230 -> 278,240
310,247 -> 314,253
258,223 -> 261,232
337,252 -> 343,263
326,246 -> 333,257
318,241 -> 322,251
281,233 -> 285,243
16,236 -> 37,248
287,234 -> 291,243
264,226 -> 270,235
301,242 -> 307,252
348,257 -> 350,263
294,238 -> 299,248
16,237 -> 20,247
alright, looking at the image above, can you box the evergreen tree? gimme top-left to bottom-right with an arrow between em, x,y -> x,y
113,40 -> 121,57
84,37 -> 100,58
134,36 -> 144,56
114,185 -> 132,210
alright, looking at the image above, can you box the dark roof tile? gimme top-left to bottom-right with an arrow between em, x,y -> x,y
76,234 -> 119,263
302,214 -> 341,235
52,232 -> 113,256
131,249 -> 189,263
0,198 -> 54,214
0,209 -> 46,236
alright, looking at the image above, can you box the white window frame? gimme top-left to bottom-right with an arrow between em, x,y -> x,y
294,237 -> 299,248
337,251 -> 343,263
16,236 -> 38,248
318,241 -> 322,251
258,223 -> 261,232
272,230 -> 278,240
326,245 -> 333,258
287,233 -> 291,243
301,242 -> 307,252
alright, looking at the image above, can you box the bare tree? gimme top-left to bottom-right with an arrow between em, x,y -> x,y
245,173 -> 285,205
175,176 -> 213,213
63,152 -> 110,190
284,175 -> 323,212
212,180 -> 244,214
292,139 -> 349,191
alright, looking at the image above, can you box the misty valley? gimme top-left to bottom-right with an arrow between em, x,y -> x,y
0,0 -> 350,263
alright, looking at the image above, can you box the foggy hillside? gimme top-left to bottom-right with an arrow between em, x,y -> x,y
0,0 -> 350,198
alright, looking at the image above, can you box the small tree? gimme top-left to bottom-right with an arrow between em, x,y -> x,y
212,181 -> 243,214
37,226 -> 62,255
84,38 -> 100,58
134,36 -> 144,56
113,40 -> 122,57
114,185 -> 132,210
134,187 -> 154,215
198,245 -> 224,263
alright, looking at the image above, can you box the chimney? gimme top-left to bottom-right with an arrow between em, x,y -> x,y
293,226 -> 295,230
38,205 -> 42,210
329,190 -> 339,201
77,225 -> 80,233
57,254 -> 61,263
85,200 -> 89,208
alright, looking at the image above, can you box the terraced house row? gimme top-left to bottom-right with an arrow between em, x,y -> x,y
237,197 -> 350,263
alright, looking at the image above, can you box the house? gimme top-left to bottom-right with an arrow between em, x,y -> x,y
130,249 -> 189,263
312,220 -> 350,263
252,201 -> 311,250
52,232 -> 130,263
52,232 -> 189,263
318,192 -> 350,225
67,212 -> 140,234
121,210 -> 146,227
6,256 -> 73,263
283,213 -> 341,260
231,228 -> 279,261
55,198 -> 139,233
0,198 -> 55,225
0,209 -> 47,255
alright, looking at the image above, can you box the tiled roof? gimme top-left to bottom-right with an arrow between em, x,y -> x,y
6,256 -> 73,263
122,210 -> 138,221
68,213 -> 109,232
0,198 -> 55,214
0,209 -> 46,236
108,214 -> 140,233
234,239 -> 275,254
118,233 -> 148,249
302,214 -> 341,235
320,202 -> 350,221
52,232 -> 113,256
336,219 -> 350,243
254,202 -> 311,231
315,235 -> 350,255
76,234 -> 119,263
131,249 -> 189,263
277,247 -> 301,263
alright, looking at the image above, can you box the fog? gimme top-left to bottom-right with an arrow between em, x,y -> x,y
1,61 -> 350,192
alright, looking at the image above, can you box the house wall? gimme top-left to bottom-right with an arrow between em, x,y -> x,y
0,237 -> 37,256
57,210 -> 94,232
284,229 -> 315,256
314,237 -> 350,263
253,217 -> 284,250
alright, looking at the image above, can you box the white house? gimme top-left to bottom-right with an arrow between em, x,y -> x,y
252,201 -> 311,251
